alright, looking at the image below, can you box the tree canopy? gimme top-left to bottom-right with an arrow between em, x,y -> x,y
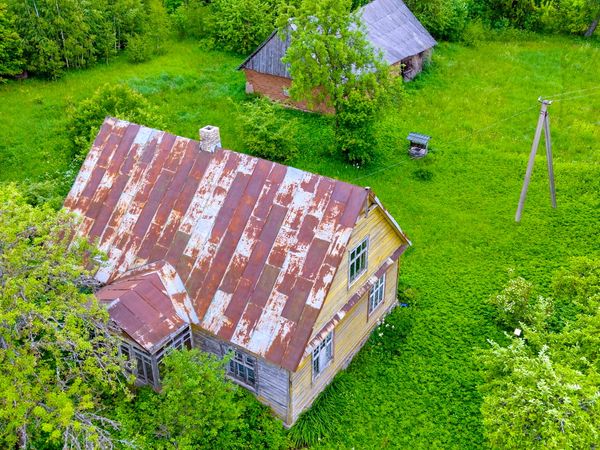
0,184 -> 129,449
479,258 -> 600,449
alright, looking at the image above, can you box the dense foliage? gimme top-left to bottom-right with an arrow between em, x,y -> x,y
281,0 -> 393,165
479,258 -> 600,448
0,185 -> 129,449
240,98 -> 299,163
0,35 -> 597,448
115,349 -> 289,449
0,2 -> 23,79
4,0 -> 169,78
173,0 -> 279,53
67,83 -> 164,161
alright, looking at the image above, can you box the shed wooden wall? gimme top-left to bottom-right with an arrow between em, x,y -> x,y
192,326 -> 290,421
289,260 -> 399,423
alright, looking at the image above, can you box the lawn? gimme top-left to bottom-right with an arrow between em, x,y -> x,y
1,35 -> 599,448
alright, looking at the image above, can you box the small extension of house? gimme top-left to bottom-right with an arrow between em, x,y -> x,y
239,0 -> 437,112
64,117 -> 411,426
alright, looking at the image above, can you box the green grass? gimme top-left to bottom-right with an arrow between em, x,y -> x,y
1,34 -> 599,449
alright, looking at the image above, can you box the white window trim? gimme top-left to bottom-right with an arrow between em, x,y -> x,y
368,273 -> 386,316
227,348 -> 258,390
348,236 -> 369,287
312,331 -> 334,381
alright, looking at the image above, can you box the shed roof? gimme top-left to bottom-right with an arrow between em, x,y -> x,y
65,117 -> 408,371
239,0 -> 436,78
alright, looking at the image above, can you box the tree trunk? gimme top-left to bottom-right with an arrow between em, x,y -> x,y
17,425 -> 27,450
584,17 -> 599,37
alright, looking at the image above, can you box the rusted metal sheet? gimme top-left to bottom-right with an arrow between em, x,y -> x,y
66,118 -> 371,370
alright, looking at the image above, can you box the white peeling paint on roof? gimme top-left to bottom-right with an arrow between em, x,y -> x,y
179,151 -> 231,236
96,247 -> 123,283
201,289 -> 233,333
245,290 -> 289,354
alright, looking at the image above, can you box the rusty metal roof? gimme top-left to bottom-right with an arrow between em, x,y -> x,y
95,261 -> 193,353
65,117 -> 375,371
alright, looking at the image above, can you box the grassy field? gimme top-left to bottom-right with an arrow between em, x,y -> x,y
1,35 -> 599,448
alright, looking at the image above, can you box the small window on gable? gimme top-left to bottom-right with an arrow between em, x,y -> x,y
349,237 -> 369,284
312,331 -> 333,379
228,350 -> 257,388
368,273 -> 386,315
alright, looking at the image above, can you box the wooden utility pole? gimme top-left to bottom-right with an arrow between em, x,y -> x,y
515,98 -> 556,222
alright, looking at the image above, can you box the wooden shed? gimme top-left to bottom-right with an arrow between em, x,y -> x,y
64,118 -> 411,426
239,0 -> 437,110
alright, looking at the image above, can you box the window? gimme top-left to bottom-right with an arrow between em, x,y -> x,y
349,237 -> 369,284
119,326 -> 192,388
228,350 -> 256,388
120,343 -> 157,386
368,273 -> 386,315
155,326 -> 193,365
312,331 -> 333,379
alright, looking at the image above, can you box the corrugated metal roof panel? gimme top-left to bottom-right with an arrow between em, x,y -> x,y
66,118 -> 383,371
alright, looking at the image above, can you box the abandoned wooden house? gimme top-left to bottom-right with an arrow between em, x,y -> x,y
239,0 -> 436,111
64,117 -> 411,426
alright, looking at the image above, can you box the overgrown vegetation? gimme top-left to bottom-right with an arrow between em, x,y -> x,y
240,98 -> 299,163
0,185 -> 130,449
67,83 -> 165,162
114,349 -> 289,448
0,27 -> 598,449
479,258 -> 599,448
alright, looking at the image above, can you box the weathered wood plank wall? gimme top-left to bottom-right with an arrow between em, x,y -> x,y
192,327 -> 290,421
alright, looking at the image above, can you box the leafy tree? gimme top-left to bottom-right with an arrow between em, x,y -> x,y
208,0 -> 276,54
241,98 -> 299,163
116,349 -> 288,449
0,1 -> 23,79
0,184 -> 129,449
404,0 -> 469,40
479,258 -> 600,449
5,0 -> 168,78
280,0 -> 392,165
67,83 -> 164,161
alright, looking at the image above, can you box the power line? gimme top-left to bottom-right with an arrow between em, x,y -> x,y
551,91 -> 600,103
350,104 -> 539,183
543,85 -> 600,100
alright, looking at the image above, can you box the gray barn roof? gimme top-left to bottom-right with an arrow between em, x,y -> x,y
239,0 -> 436,79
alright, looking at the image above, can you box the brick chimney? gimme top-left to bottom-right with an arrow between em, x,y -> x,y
199,125 -> 221,153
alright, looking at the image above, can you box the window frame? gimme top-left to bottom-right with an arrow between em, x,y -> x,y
312,331 -> 334,380
368,273 -> 386,316
348,236 -> 369,286
119,326 -> 192,388
227,349 -> 258,390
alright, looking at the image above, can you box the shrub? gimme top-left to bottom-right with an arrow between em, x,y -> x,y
67,83 -> 164,161
489,272 -> 554,330
208,0 -> 276,54
240,98 -> 299,163
172,0 -> 211,39
335,89 -> 379,166
0,2 -> 23,79
127,34 -> 153,63
404,0 -> 470,41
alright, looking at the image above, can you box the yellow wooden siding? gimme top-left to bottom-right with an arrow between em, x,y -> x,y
289,260 -> 399,423
312,206 -> 404,337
